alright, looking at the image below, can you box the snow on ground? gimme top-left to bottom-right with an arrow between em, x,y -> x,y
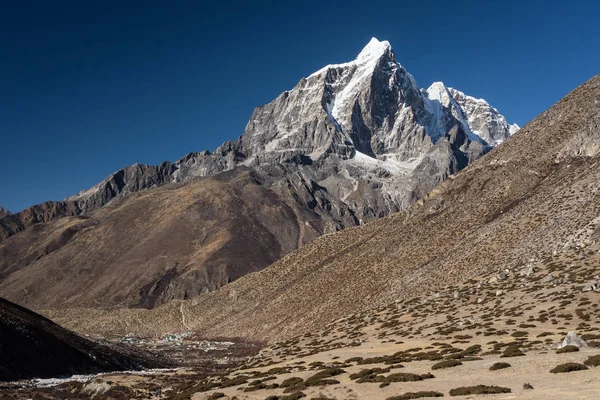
28,368 -> 177,388
346,151 -> 422,175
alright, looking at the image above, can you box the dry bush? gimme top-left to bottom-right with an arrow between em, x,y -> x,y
449,385 -> 511,396
550,363 -> 589,373
583,355 -> 600,367
489,362 -> 511,371
386,392 -> 444,400
432,360 -> 462,370
556,345 -> 579,354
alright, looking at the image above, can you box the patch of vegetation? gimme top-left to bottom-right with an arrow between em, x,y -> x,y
550,363 -> 589,373
449,385 -> 511,396
218,375 -> 249,388
583,355 -> 600,367
384,373 -> 435,383
208,393 -> 225,400
511,331 -> 529,338
556,345 -> 579,354
500,345 -> 525,358
349,368 -> 389,380
305,368 -> 345,387
265,392 -> 307,400
489,362 -> 511,371
281,379 -> 307,393
386,392 -> 444,400
432,360 -> 462,370
345,357 -> 363,363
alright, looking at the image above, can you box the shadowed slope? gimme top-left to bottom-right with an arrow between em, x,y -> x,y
0,298 -> 164,381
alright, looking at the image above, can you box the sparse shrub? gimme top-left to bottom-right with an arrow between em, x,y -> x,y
583,355 -> 600,367
305,368 -> 345,386
432,360 -> 462,370
349,368 -> 389,380
265,392 -> 306,400
281,377 -> 304,388
582,334 -> 600,341
489,362 -> 511,371
556,345 -> 579,354
500,345 -> 525,358
345,357 -> 363,363
449,385 -> 511,396
209,393 -> 225,399
386,392 -> 444,400
385,373 -> 435,382
219,376 -> 248,388
550,362 -> 589,373
358,356 -> 391,365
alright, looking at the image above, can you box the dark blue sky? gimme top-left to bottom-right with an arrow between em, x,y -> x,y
2,0 -> 599,212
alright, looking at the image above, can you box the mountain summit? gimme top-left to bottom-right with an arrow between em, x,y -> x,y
0,39 -> 519,308
61,38 -> 517,219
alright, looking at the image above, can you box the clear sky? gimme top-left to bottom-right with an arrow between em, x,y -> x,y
2,0 -> 599,212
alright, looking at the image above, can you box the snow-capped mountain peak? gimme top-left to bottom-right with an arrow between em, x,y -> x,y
308,37 -> 393,79
355,37 -> 392,63
63,38 -> 520,225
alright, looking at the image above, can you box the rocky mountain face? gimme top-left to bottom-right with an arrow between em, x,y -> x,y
45,74 -> 600,342
0,39 -> 518,309
1,38 -> 516,240
0,297 -> 164,381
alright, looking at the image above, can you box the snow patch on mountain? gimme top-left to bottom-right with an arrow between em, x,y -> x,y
425,82 -> 517,146
347,150 -> 422,175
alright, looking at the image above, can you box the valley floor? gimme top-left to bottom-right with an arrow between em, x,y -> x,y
3,244 -> 600,399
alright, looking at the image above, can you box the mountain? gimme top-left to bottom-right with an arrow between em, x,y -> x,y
0,297 -> 164,381
0,38 -> 517,309
0,169 -> 337,309
0,38 -> 516,241
66,39 -> 517,216
45,73 -> 600,342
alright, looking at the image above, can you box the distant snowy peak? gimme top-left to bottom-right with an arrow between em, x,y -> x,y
509,123 -> 521,135
425,81 -> 518,146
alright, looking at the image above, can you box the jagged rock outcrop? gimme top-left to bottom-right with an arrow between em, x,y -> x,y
0,201 -> 82,241
0,207 -> 10,219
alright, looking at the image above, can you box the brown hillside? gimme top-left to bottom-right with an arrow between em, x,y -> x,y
0,168 -> 329,309
46,74 -> 600,342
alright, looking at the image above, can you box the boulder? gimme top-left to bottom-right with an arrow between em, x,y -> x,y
560,332 -> 588,348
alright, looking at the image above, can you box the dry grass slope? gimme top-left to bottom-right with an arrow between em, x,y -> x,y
46,74 -> 600,343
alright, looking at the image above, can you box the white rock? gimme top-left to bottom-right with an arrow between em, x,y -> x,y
560,332 -> 588,348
